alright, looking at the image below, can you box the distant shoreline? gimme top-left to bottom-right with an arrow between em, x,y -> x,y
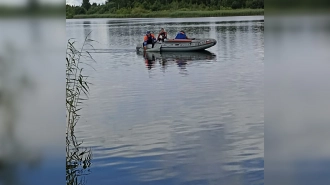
68,9 -> 264,19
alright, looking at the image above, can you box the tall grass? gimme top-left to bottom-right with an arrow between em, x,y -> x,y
66,33 -> 95,185
72,9 -> 263,19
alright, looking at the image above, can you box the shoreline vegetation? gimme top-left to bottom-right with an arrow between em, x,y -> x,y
70,9 -> 264,19
66,35 -> 95,185
67,0 -> 264,19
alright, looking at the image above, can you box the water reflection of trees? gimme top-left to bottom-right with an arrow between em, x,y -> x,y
83,21 -> 92,40
66,36 -> 94,185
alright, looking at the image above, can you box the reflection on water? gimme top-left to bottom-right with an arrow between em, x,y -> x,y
66,16 -> 264,185
66,113 -> 92,185
141,51 -> 216,73
66,127 -> 92,185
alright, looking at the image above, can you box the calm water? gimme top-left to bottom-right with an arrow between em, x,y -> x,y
66,16 -> 264,185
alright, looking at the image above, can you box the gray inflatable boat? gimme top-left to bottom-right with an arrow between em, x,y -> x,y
136,38 -> 217,52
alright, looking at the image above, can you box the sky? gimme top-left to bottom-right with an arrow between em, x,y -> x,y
66,0 -> 105,6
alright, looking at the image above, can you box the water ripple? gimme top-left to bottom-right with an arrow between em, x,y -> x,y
68,17 -> 264,185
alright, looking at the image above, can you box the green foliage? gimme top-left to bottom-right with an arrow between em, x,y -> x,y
231,1 -> 241,9
116,8 -> 132,14
87,6 -> 99,14
131,6 -> 151,14
178,8 -> 190,11
82,0 -> 91,11
220,6 -> 232,10
151,0 -> 162,11
66,0 -> 264,18
142,1 -> 150,9
73,9 -> 264,18
246,0 -> 264,9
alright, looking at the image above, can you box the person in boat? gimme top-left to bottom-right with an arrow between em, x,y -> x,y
143,30 -> 157,51
157,28 -> 167,42
175,30 -> 189,39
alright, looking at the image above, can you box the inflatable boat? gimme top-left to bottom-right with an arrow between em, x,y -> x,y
136,38 -> 217,52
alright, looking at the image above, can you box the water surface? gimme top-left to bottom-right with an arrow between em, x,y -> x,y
66,16 -> 264,185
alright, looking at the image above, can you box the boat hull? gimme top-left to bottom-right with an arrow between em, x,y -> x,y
136,38 -> 217,52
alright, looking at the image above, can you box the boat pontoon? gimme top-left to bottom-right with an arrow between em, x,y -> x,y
136,38 -> 217,52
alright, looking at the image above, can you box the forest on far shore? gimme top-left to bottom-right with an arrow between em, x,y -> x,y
66,0 -> 264,18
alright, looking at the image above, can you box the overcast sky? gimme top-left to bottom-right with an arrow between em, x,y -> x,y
66,0 -> 106,6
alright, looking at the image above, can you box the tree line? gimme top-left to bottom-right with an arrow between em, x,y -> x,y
67,0 -> 264,18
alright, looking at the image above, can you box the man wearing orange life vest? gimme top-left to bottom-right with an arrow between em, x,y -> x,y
143,31 -> 157,51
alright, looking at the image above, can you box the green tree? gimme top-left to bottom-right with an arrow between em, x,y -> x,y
231,1 -> 241,9
66,0 -> 264,18
246,0 -> 263,8
82,0 -> 91,11
75,6 -> 87,14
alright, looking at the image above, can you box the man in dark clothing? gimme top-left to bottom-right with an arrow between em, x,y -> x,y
143,31 -> 157,51
157,28 -> 167,42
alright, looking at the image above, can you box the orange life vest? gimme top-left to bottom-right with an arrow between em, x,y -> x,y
144,34 -> 156,42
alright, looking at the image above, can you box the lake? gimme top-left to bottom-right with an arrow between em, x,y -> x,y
66,16 -> 264,185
